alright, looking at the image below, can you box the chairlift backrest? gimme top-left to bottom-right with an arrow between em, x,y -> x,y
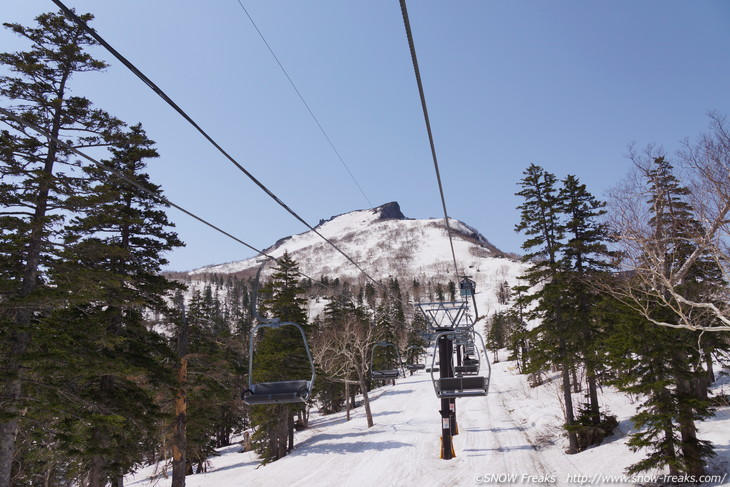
459,278 -> 476,297
429,329 -> 491,398
370,341 -> 405,381
243,321 -> 316,406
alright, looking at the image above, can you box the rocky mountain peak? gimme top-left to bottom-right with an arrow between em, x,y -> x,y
373,201 -> 406,221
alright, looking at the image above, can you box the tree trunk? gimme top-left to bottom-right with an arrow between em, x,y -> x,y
88,421 -> 108,487
111,470 -> 124,487
560,338 -> 578,454
242,431 -> 252,452
571,366 -> 581,393
277,407 -> 288,459
586,362 -> 601,425
171,309 -> 189,486
345,381 -> 351,421
705,352 -> 715,384
171,357 -> 188,487
287,410 -> 294,453
356,370 -> 374,428
675,359 -> 705,478
662,419 -> 679,477
0,330 -> 27,487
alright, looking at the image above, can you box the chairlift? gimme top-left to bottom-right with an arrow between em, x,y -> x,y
459,277 -> 476,298
454,356 -> 480,375
454,330 -> 480,375
425,353 -> 440,372
370,342 -> 405,381
242,321 -> 316,405
429,330 -> 491,398
405,344 -> 426,371
416,300 -> 468,331
453,328 -> 471,346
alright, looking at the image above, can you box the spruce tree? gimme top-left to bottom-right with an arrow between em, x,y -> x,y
606,157 -> 723,476
250,253 -> 311,463
602,293 -> 715,477
30,123 -> 183,486
639,157 -> 717,476
0,11 -> 122,485
514,164 -> 579,453
486,311 -> 517,363
181,289 -> 246,473
557,175 -> 614,431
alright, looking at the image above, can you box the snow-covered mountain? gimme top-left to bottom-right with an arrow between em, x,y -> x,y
187,201 -> 525,319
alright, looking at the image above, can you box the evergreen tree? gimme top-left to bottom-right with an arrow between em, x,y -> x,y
557,175 -> 614,431
0,11 -> 122,485
486,311 -> 515,362
496,281 -> 511,305
250,253 -> 310,463
447,280 -> 456,301
629,157 -> 718,476
17,123 -> 183,486
181,290 -> 246,474
514,163 -> 579,453
601,293 -> 715,477
603,157 -> 725,476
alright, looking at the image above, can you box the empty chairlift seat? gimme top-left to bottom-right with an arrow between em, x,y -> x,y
370,342 -> 405,382
371,370 -> 401,380
436,375 -> 489,398
243,321 -> 316,406
429,329 -> 492,399
242,380 -> 312,405
459,277 -> 476,297
454,357 -> 480,375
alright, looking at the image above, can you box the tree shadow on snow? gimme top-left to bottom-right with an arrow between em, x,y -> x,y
400,377 -> 433,384
465,426 -> 520,433
293,439 -> 411,456
373,410 -> 401,417
462,444 -> 535,455
374,388 -> 414,396
296,430 -> 379,449
211,459 -> 261,473
293,431 -> 411,455
311,415 -> 352,429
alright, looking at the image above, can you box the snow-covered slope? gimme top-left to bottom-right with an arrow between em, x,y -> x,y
126,357 -> 730,487
187,201 -> 525,320
157,203 -> 730,487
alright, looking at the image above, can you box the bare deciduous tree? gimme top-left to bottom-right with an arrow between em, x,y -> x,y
314,311 -> 376,427
608,112 -> 730,332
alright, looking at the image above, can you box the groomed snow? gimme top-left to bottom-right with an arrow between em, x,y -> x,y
126,356 -> 730,487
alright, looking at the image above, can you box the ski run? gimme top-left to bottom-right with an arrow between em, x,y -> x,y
126,356 -> 730,487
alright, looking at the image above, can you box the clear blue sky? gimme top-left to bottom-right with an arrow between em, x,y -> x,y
3,0 -> 730,271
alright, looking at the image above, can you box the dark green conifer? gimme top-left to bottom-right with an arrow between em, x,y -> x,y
557,175 -> 615,430
250,253 -> 311,463
39,123 -> 182,486
513,163 -> 579,453
611,157 -> 720,476
0,11 -> 122,485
